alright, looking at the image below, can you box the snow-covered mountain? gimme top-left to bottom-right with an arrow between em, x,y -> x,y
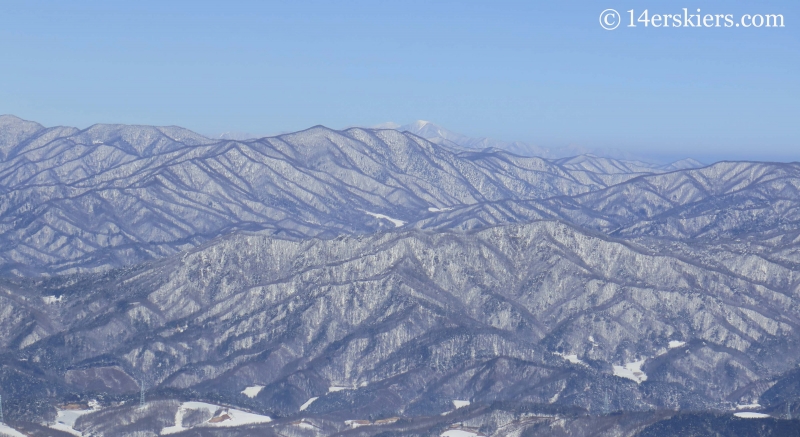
0,115 -> 798,436
395,120 -> 704,172
397,119 -> 587,158
0,115 -> 667,275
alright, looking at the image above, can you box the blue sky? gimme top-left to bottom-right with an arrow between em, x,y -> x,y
0,0 -> 798,161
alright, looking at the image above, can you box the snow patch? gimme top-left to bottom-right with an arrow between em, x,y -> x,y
612,360 -> 647,384
452,400 -> 471,409
50,400 -> 100,436
43,295 -> 63,304
0,423 -> 27,437
293,419 -> 317,430
364,211 -> 406,227
161,401 -> 271,435
345,419 -> 371,428
213,409 -> 271,428
668,341 -> 686,349
554,352 -> 587,366
441,429 -> 482,437
736,403 -> 762,410
299,397 -> 319,411
328,386 -> 348,392
734,412 -> 770,419
241,385 -> 264,398
428,207 -> 454,213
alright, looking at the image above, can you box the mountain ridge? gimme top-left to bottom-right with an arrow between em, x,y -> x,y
0,116 -> 798,436
0,116 -> 702,276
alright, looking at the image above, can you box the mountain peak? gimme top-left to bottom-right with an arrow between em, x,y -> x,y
0,114 -> 46,160
662,157 -> 705,170
0,114 -> 45,131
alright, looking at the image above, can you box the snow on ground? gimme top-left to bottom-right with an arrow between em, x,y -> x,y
554,352 -> 587,366
428,207 -> 453,213
668,340 -> 686,349
161,401 -> 271,435
162,402 -> 217,435
43,295 -> 63,304
214,409 -> 272,428
328,386 -> 348,392
343,417 -> 399,428
441,429 -> 482,437
612,360 -> 647,384
345,420 -> 371,428
294,420 -> 317,430
736,403 -> 762,410
734,412 -> 770,419
452,400 -> 471,409
299,397 -> 319,411
241,385 -> 264,398
364,211 -> 406,227
0,423 -> 27,437
49,400 -> 100,436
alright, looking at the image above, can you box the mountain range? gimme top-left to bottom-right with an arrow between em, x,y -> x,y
393,120 -> 703,168
0,114 -> 798,437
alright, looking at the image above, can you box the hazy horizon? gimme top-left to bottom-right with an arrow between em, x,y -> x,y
3,112 -> 796,165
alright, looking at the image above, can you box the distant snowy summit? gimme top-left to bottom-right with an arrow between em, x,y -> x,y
374,119 -> 703,170
389,119 -> 576,158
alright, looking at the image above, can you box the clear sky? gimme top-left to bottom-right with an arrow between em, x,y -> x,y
0,0 -> 798,161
